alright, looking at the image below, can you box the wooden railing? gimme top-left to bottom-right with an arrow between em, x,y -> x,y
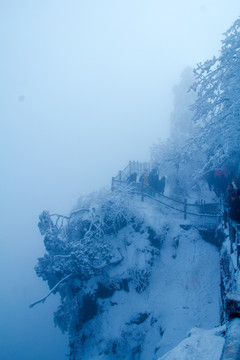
112,161 -> 152,185
112,172 -> 223,228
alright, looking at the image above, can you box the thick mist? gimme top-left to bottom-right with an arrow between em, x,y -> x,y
1,1 -> 240,359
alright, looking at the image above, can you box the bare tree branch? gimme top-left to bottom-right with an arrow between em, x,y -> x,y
29,273 -> 73,308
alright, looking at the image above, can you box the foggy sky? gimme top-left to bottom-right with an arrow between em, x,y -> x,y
1,1 -> 240,359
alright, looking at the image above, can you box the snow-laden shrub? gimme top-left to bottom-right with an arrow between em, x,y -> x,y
34,185 -> 169,359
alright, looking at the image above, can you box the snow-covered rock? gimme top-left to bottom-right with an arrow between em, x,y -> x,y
158,326 -> 225,360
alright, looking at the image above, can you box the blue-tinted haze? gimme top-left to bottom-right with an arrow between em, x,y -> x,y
0,1 -> 239,359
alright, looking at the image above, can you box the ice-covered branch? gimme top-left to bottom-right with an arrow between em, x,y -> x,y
29,273 -> 73,308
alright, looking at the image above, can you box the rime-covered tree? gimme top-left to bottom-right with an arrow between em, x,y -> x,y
152,19 -> 240,194
190,17 -> 240,173
151,68 -> 199,197
32,185 -> 164,359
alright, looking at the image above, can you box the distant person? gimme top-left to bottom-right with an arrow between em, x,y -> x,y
158,176 -> 166,195
213,169 -> 227,197
213,170 -> 222,196
229,189 -> 240,223
148,168 -> 159,194
232,178 -> 238,191
139,170 -> 148,185
206,170 -> 215,191
224,185 -> 237,227
225,184 -> 237,209
126,172 -> 137,184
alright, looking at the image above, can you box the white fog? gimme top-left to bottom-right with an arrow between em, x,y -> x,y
1,1 -> 240,359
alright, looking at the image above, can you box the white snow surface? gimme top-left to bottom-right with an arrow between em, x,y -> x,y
133,197 -> 221,358
158,326 -> 225,360
147,221 -> 221,357
74,196 -> 222,359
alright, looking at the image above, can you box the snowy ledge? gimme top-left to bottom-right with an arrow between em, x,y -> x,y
158,326 -> 226,360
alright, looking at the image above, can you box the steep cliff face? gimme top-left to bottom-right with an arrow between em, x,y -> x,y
220,230 -> 240,322
35,188 -> 221,359
67,220 -> 220,360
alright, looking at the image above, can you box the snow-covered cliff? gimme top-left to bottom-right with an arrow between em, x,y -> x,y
34,188 -> 222,359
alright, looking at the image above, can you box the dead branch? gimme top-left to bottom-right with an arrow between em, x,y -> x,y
29,273 -> 73,308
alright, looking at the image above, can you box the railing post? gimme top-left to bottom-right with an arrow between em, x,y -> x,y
184,199 -> 187,220
229,221 -> 235,254
237,244 -> 240,268
237,226 -> 240,268
223,207 -> 228,229
141,182 -> 144,201
133,161 -> 137,174
129,161 -> 132,175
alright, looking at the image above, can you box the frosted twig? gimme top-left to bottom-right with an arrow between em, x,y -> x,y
29,273 -> 73,308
